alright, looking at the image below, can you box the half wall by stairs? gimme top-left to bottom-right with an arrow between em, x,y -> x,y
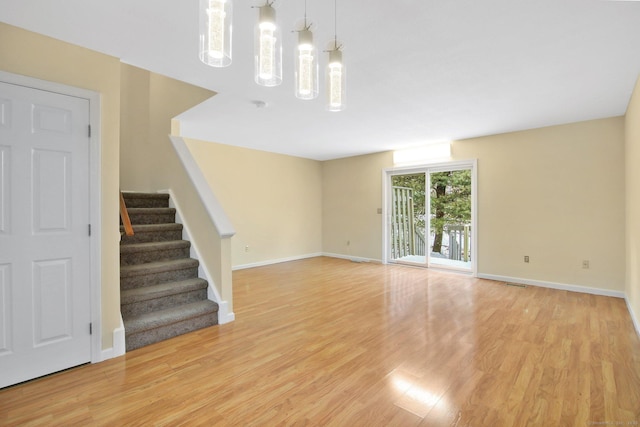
120,192 -> 218,351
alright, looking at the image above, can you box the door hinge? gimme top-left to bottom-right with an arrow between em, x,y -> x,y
89,323 -> 93,335
88,124 -> 91,138
88,224 -> 91,236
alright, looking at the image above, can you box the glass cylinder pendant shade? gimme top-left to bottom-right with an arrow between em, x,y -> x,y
295,29 -> 319,100
326,48 -> 346,111
254,4 -> 282,87
199,0 -> 232,67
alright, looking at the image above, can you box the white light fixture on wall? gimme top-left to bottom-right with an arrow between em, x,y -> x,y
294,1 -> 318,100
199,0 -> 233,67
326,0 -> 345,111
255,1 -> 283,87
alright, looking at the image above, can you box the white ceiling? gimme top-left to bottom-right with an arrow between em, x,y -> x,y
2,0 -> 640,160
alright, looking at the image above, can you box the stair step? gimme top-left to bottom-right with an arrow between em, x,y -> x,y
120,240 -> 191,266
119,191 -> 219,352
120,223 -> 183,244
120,258 -> 199,290
126,207 -> 176,225
121,278 -> 208,317
124,300 -> 219,351
121,192 -> 170,208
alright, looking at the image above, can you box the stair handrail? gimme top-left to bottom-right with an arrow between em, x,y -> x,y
119,191 -> 135,236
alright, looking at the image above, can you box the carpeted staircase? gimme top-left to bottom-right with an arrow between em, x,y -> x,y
120,192 -> 218,351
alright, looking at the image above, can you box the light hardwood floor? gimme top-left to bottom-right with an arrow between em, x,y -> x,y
2,257 -> 640,426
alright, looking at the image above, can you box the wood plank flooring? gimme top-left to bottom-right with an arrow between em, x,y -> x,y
1,256 -> 639,426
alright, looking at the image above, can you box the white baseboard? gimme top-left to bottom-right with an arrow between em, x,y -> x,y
322,252 -> 382,264
477,273 -> 625,298
626,297 -> 640,339
233,253 -> 385,270
100,315 -> 126,361
233,252 -> 324,270
216,300 -> 235,324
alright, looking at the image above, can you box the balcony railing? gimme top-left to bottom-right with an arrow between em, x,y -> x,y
442,224 -> 471,262
391,186 -> 470,262
391,186 -> 416,259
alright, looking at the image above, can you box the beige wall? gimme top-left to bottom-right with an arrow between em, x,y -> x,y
185,140 -> 323,267
323,118 -> 626,292
120,65 -> 151,190
120,64 -> 214,191
456,118 -> 625,290
322,151 -> 393,260
626,76 -> 640,328
0,23 -> 121,349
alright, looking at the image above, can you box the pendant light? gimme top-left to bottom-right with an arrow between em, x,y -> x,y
294,1 -> 319,100
199,0 -> 233,67
326,0 -> 345,111
255,1 -> 283,87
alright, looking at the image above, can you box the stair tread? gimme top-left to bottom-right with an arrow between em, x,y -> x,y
120,240 -> 190,252
127,207 -> 176,214
122,192 -> 170,200
121,278 -> 208,304
120,223 -> 182,232
124,300 -> 219,334
120,258 -> 199,278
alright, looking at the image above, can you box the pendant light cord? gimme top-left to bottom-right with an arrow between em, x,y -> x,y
333,0 -> 341,50
304,0 -> 308,29
334,0 -> 337,49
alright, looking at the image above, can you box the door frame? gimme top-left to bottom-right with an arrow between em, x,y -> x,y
382,159 -> 478,276
0,71 -> 102,363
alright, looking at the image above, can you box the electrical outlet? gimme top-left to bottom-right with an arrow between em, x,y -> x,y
524,256 -> 529,263
245,245 -> 249,252
582,260 -> 589,269
347,240 -> 350,246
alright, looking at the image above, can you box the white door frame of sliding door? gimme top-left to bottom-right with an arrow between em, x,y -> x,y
382,159 -> 478,277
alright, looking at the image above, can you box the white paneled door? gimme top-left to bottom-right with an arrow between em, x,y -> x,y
0,81 -> 91,388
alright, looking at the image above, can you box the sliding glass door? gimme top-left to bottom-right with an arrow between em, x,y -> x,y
385,161 -> 476,273
428,169 -> 472,270
390,173 -> 427,264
